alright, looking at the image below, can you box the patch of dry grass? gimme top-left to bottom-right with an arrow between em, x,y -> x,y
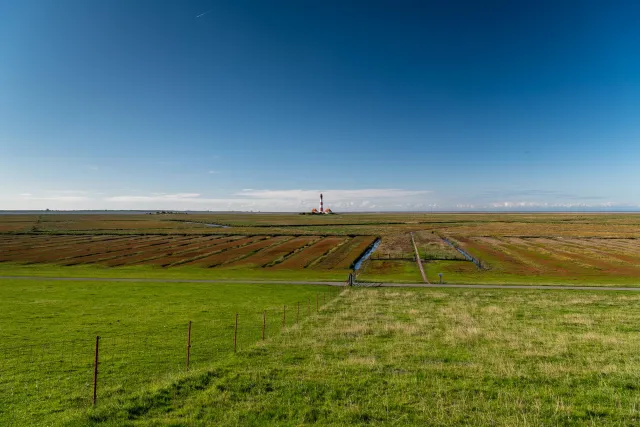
76,287 -> 640,426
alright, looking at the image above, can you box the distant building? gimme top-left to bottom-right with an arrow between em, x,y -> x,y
309,194 -> 335,214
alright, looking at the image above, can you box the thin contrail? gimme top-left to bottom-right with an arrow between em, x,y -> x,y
196,9 -> 212,18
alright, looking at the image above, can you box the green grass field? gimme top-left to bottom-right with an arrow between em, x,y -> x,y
0,262 -> 351,282
424,260 -> 640,287
0,278 -> 338,426
357,259 -> 423,283
67,287 -> 640,426
3,213 -> 640,425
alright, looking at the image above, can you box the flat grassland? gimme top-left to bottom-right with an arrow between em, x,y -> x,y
0,278 -> 336,426
70,288 -> 640,426
3,213 -> 640,425
2,212 -> 640,284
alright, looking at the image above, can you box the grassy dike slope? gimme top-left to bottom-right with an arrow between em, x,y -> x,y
0,279 -> 335,426
74,288 -> 640,426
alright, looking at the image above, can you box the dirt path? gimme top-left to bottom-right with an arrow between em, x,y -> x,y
410,232 -> 429,283
2,275 -> 640,291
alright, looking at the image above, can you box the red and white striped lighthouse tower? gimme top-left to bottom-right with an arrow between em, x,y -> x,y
319,193 -> 324,213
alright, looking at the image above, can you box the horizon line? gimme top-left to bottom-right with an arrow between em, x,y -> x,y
1,209 -> 640,214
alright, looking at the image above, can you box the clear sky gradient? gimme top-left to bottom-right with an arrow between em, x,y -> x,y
1,0 -> 639,211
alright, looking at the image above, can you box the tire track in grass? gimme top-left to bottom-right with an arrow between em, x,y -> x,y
410,232 -> 429,283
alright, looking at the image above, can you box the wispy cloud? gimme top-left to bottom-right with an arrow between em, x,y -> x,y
196,9 -> 212,18
487,201 -> 622,209
480,189 -> 606,201
47,190 -> 90,195
18,190 -> 91,202
5,187 -> 638,212
22,196 -> 90,201
105,193 -> 202,202
98,188 -> 432,211
235,189 -> 430,200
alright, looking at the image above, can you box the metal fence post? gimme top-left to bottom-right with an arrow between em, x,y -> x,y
92,336 -> 100,407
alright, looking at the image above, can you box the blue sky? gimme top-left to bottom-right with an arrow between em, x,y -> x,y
1,0 -> 639,211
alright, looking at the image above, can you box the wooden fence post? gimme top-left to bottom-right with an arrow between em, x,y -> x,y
283,305 -> 286,328
234,313 -> 238,353
186,321 -> 192,371
92,336 -> 99,407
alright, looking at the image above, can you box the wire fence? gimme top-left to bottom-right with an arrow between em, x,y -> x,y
0,285 -> 343,424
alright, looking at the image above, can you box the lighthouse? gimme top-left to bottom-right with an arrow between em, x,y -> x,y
309,193 -> 332,214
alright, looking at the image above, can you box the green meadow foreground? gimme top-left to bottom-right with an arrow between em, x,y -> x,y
3,281 -> 640,425
72,288 -> 640,426
0,278 -> 335,426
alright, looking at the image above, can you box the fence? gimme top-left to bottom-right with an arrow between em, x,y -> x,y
0,285 -> 342,424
